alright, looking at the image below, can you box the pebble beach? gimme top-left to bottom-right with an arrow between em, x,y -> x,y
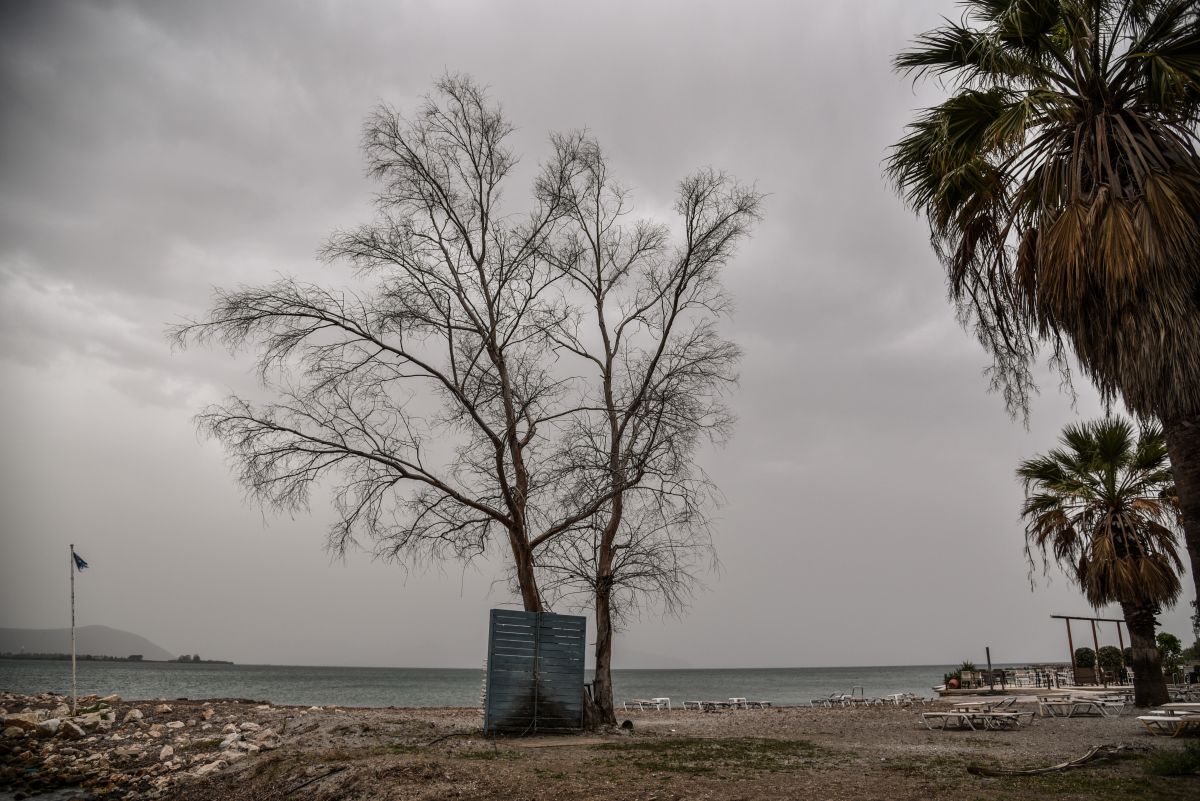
2,690 -> 1197,800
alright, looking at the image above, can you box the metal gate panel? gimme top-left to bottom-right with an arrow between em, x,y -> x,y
483,609 -> 586,733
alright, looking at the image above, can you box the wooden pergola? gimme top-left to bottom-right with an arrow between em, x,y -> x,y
1052,614 -> 1127,670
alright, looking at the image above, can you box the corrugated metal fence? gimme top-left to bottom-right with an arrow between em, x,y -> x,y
483,609 -> 586,734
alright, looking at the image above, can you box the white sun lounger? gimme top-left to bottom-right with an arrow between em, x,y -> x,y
1138,713 -> 1200,737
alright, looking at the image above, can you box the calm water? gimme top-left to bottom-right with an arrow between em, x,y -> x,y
0,660 -> 953,708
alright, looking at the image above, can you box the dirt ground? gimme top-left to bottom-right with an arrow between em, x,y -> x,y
4,693 -> 1199,800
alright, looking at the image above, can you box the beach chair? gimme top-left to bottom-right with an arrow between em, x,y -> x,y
921,711 -> 975,730
1137,713 -> 1200,737
623,698 -> 668,711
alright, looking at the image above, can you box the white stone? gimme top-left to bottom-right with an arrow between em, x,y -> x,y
221,723 -> 237,734
3,726 -> 24,739
35,718 -> 61,738
193,759 -> 226,777
153,704 -> 172,714
123,709 -> 144,723
166,721 -> 185,729
238,721 -> 261,732
159,745 -> 174,761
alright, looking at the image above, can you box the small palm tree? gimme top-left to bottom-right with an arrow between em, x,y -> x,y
1019,417 -> 1182,706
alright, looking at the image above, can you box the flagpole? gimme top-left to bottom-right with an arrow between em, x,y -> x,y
70,543 -> 77,715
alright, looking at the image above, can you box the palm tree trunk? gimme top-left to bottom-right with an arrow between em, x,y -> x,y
1164,414 -> 1200,614
1119,600 -> 1169,707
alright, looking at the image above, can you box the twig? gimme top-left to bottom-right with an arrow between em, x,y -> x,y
967,744 -> 1135,777
423,730 -> 479,747
285,766 -> 348,795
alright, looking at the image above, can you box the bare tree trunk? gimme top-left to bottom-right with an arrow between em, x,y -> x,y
591,576 -> 617,727
1164,414 -> 1200,614
509,530 -> 543,613
1119,600 -> 1169,707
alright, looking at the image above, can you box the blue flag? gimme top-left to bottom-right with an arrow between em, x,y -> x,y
73,552 -> 88,572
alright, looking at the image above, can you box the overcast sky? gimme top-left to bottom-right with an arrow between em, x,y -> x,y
1,0 -> 1194,670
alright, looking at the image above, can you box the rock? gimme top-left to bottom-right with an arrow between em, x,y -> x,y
77,713 -> 103,731
3,726 -> 24,739
123,709 -> 144,723
153,704 -> 172,714
221,723 -> 236,734
35,719 -> 61,738
254,704 -> 271,710
52,704 -> 71,718
242,743 -> 261,755
221,749 -> 245,763
98,694 -> 121,705
159,745 -> 174,761
58,721 -> 85,740
147,724 -> 164,738
114,746 -> 141,758
219,733 -> 241,749
193,759 -> 225,777
1,713 -> 39,730
166,721 -> 184,730
201,708 -> 214,721
238,721 -> 261,732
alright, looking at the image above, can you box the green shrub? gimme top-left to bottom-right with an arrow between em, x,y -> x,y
1097,646 -> 1123,672
1143,741 -> 1200,776
1074,647 -> 1096,668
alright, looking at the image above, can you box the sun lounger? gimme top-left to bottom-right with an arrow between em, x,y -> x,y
622,698 -> 669,711
1138,713 -> 1200,737
1038,698 -> 1111,718
922,711 -> 977,730
922,710 -> 1033,731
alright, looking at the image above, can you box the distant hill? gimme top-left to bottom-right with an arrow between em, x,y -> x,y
0,625 -> 174,661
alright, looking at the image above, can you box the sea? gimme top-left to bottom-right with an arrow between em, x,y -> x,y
0,660 -> 956,708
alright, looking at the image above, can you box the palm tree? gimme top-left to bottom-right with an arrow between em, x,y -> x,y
888,1 -> 1200,607
1018,417 -> 1182,706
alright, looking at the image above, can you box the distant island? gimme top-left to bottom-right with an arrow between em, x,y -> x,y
0,625 -> 228,664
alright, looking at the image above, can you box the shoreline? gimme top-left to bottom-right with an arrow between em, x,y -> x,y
3,689 -> 1193,800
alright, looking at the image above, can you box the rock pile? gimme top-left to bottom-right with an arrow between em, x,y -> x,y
0,692 -> 284,799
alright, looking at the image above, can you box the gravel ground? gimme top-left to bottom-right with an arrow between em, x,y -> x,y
3,693 -> 1198,800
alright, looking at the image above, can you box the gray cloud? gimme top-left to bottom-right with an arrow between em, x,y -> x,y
1,0 -> 1192,669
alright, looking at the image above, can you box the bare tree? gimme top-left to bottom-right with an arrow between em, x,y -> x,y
173,76 -> 762,727
173,76 -> 597,612
535,135 -> 763,724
